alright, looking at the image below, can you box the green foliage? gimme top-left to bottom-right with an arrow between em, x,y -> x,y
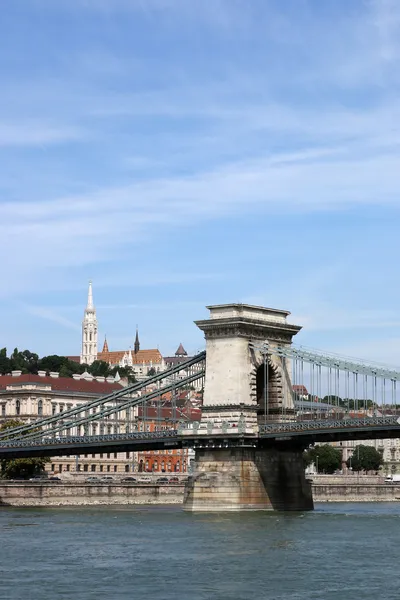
346,445 -> 383,472
322,395 -> 375,410
0,348 -> 137,382
0,420 -> 49,480
109,365 -> 136,384
89,360 -> 112,377
308,445 -> 342,474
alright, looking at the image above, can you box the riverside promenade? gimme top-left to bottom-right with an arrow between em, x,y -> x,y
1,475 -> 400,506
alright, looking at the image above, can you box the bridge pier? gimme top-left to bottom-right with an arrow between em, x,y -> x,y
183,303 -> 312,512
183,445 -> 313,511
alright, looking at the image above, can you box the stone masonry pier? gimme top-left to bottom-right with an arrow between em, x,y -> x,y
183,304 -> 313,512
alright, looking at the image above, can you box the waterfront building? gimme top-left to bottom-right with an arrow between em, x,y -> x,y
0,370 -> 137,475
135,396 -> 200,473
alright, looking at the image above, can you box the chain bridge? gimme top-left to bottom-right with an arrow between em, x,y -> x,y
2,303 -> 400,511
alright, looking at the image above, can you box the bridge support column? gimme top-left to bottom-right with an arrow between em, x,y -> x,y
183,446 -> 313,512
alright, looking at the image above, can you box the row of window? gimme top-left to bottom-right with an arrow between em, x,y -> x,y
51,462 -> 185,473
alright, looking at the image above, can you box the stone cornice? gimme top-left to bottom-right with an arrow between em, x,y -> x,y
195,317 -> 301,343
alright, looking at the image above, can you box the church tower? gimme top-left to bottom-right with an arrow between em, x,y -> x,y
80,281 -> 98,365
134,327 -> 140,354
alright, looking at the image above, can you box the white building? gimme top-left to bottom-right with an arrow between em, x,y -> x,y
80,281 -> 98,365
0,370 -> 139,475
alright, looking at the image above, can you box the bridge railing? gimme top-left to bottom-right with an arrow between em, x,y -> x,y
0,429 -> 180,449
259,416 -> 400,435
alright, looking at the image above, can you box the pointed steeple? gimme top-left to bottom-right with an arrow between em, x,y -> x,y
102,336 -> 109,353
175,343 -> 187,357
134,326 -> 140,354
87,280 -> 94,309
80,280 -> 98,366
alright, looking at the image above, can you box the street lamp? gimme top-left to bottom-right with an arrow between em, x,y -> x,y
316,455 -> 319,474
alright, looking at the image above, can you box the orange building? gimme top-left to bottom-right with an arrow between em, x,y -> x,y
136,399 -> 201,473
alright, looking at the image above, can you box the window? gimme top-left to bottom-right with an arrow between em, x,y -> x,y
126,452 -> 130,459
1,404 -> 5,417
91,465 -> 96,472
58,464 -> 62,473
125,465 -> 129,473
16,400 -> 21,416
107,465 -> 111,472
114,453 -> 117,459
37,400 -> 43,416
59,404 -> 64,413
84,454 -> 88,458
52,405 -> 56,415
100,453 -> 103,459
66,464 -> 70,472
77,464 -> 81,472
113,465 -> 117,473
100,465 -> 103,472
51,464 -> 55,471
84,464 -> 88,472
107,453 -> 110,459
92,454 -> 95,458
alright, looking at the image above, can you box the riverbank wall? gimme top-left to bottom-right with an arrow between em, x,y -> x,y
0,483 -> 185,506
1,477 -> 400,507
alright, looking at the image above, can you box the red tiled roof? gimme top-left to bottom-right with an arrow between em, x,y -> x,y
98,348 -> 163,365
293,385 -> 309,395
0,374 -> 122,395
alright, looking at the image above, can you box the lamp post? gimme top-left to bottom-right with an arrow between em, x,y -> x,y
316,455 -> 319,474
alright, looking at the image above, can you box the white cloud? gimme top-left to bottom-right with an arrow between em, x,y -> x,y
0,121 -> 83,147
23,305 -> 81,332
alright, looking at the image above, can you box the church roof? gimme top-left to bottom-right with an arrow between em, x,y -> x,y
102,337 -> 109,353
98,348 -> 163,365
175,343 -> 187,356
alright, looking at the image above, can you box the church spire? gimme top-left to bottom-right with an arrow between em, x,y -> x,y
80,280 -> 98,366
87,280 -> 94,309
134,326 -> 140,354
102,336 -> 109,353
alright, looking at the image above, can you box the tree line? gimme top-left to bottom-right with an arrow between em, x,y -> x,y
304,444 -> 383,473
0,348 -> 136,383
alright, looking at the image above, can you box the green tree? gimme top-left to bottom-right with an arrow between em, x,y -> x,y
347,445 -> 383,472
0,420 -> 49,480
309,445 -> 342,474
0,348 -> 11,375
38,355 -> 85,377
109,365 -> 136,384
9,349 -> 39,374
89,360 -> 111,377
323,395 -> 343,406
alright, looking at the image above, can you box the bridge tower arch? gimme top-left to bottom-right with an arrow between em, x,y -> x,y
183,304 -> 313,512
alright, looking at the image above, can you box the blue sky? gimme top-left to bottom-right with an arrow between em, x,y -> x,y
1,0 -> 400,364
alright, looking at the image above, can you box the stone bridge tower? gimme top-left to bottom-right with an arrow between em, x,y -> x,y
195,304 -> 302,430
183,304 -> 313,512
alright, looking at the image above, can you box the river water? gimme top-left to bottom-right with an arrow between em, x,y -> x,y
0,503 -> 399,600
